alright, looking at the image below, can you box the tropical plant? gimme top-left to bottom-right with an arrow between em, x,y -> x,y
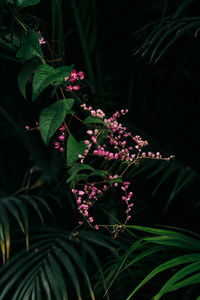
1,0 -> 200,299
103,225 -> 200,299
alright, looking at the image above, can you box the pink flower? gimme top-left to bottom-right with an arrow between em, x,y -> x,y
39,37 -> 46,44
87,130 -> 93,135
73,85 -> 80,91
66,85 -> 73,91
53,141 -> 59,149
70,69 -> 78,82
78,191 -> 85,196
78,71 -> 84,80
91,110 -> 96,116
58,135 -> 65,141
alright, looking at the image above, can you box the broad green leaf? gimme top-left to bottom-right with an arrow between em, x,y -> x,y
66,135 -> 87,167
16,30 -> 43,62
66,163 -> 94,183
67,163 -> 94,176
75,174 -> 90,182
39,99 -> 74,145
68,174 -> 90,187
32,64 -> 73,101
7,0 -> 40,7
89,170 -> 108,178
84,115 -> 104,124
17,63 -> 37,99
109,176 -> 123,184
68,170 -> 108,187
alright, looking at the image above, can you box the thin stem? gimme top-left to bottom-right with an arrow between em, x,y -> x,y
15,16 -> 28,32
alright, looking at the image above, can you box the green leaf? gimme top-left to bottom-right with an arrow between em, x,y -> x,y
109,176 -> 123,184
17,63 -> 37,99
32,64 -> 73,101
154,262 -> 200,299
39,99 -> 75,145
54,247 -> 82,299
126,254 -> 200,300
84,115 -> 104,124
16,30 -> 43,62
66,135 -> 87,167
66,163 -> 94,183
7,0 -> 40,7
68,174 -> 90,187
89,170 -> 108,178
47,255 -> 68,299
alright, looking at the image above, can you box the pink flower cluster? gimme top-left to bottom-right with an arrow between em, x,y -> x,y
65,69 -> 84,92
69,104 -> 175,230
81,103 -> 105,118
79,105 -> 144,164
71,175 -> 134,228
53,124 -> 66,152
79,104 -> 173,165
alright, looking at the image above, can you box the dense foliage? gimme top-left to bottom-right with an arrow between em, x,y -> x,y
1,0 -> 200,299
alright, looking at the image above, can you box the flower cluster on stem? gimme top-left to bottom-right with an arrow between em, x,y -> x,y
65,69 -> 84,92
70,104 -> 174,230
71,175 -> 134,229
53,124 -> 66,152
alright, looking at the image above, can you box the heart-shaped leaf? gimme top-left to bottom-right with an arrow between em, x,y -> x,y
17,63 -> 38,99
66,135 -> 87,167
16,30 -> 43,62
39,99 -> 75,145
32,64 -> 73,101
66,163 -> 94,183
109,176 -> 123,184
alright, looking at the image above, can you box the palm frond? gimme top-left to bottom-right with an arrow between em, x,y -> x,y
104,225 -> 200,300
0,226 -> 118,300
134,0 -> 200,64
0,194 -> 53,262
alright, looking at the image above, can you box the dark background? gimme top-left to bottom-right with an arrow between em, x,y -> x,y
1,0 -> 200,299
